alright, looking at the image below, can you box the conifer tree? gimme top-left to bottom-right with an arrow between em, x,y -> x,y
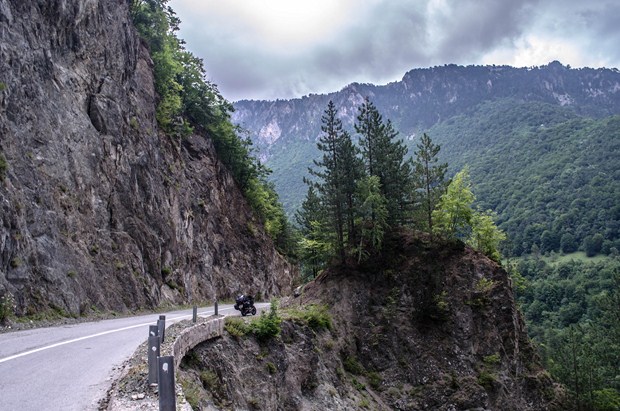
413,133 -> 448,235
355,98 -> 412,226
296,186 -> 330,278
355,97 -> 384,177
378,119 -> 412,225
355,176 -> 388,262
307,101 -> 348,262
337,131 -> 365,246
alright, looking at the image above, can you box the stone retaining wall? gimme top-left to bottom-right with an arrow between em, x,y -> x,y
103,315 -> 225,410
168,317 -> 224,369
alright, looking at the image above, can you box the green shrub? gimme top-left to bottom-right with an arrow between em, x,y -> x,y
351,377 -> 366,391
0,154 -> 7,180
251,300 -> 281,341
199,370 -> 219,390
477,370 -> 496,389
285,304 -> 332,330
592,388 -> 620,411
266,362 -> 277,374
343,355 -> 365,376
10,257 -> 21,268
0,82 -> 5,91
0,293 -> 16,323
475,277 -> 496,294
483,353 -> 500,366
179,377 -> 203,410
367,371 -> 382,390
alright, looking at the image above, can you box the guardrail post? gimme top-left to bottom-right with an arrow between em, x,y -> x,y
158,355 -> 176,411
158,316 -> 166,343
192,305 -> 197,323
148,334 -> 160,384
214,299 -> 218,316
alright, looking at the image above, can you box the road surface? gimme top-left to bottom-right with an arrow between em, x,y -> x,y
0,303 -> 266,410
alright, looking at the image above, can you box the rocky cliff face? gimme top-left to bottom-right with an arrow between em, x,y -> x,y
0,0 -> 295,318
181,232 -> 564,410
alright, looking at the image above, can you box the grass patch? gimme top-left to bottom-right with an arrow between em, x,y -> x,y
477,370 -> 496,389
283,304 -> 332,330
351,377 -> 366,391
367,371 -> 383,390
224,316 -> 251,337
225,300 -> 282,342
179,376 -> 203,410
483,353 -> 501,366
541,251 -> 611,266
199,370 -> 219,390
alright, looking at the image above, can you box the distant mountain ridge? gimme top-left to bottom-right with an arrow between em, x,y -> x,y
232,62 -> 620,256
233,61 -> 620,160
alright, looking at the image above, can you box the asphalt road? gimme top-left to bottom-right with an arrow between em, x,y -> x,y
0,303 -> 261,410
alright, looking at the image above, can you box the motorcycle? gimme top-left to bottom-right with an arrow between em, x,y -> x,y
234,294 -> 257,316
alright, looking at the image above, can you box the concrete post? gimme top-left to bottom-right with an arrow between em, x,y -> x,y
158,356 -> 176,411
214,299 -> 218,316
192,305 -> 197,323
148,335 -> 160,384
157,317 -> 165,343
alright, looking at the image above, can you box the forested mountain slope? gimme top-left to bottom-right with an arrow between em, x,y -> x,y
233,63 -> 620,257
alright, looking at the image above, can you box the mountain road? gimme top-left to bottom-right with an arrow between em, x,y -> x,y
0,303 -> 264,410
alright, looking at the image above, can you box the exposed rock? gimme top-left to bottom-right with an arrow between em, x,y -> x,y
181,231 -> 565,410
0,0 -> 296,318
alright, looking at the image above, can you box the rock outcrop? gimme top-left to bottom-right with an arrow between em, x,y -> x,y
181,232 -> 564,410
0,0 -> 295,318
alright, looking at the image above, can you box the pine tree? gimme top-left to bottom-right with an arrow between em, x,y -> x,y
355,176 -> 388,262
413,133 -> 447,235
355,97 -> 384,177
355,98 -> 412,226
378,119 -> 412,225
307,101 -> 348,262
337,131 -> 364,246
296,186 -> 330,278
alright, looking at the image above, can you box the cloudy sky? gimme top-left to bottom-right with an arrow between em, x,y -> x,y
169,0 -> 620,102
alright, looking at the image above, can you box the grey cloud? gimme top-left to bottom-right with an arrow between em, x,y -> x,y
173,0 -> 619,101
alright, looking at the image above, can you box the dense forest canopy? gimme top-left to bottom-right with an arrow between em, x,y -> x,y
429,99 -> 620,258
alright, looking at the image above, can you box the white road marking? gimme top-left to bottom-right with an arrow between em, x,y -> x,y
0,302 -> 267,364
0,309 -> 217,364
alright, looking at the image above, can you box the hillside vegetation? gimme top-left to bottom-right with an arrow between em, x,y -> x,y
428,99 -> 620,257
233,64 -> 620,260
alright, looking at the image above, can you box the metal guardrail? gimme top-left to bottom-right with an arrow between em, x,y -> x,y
145,305 -> 225,410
